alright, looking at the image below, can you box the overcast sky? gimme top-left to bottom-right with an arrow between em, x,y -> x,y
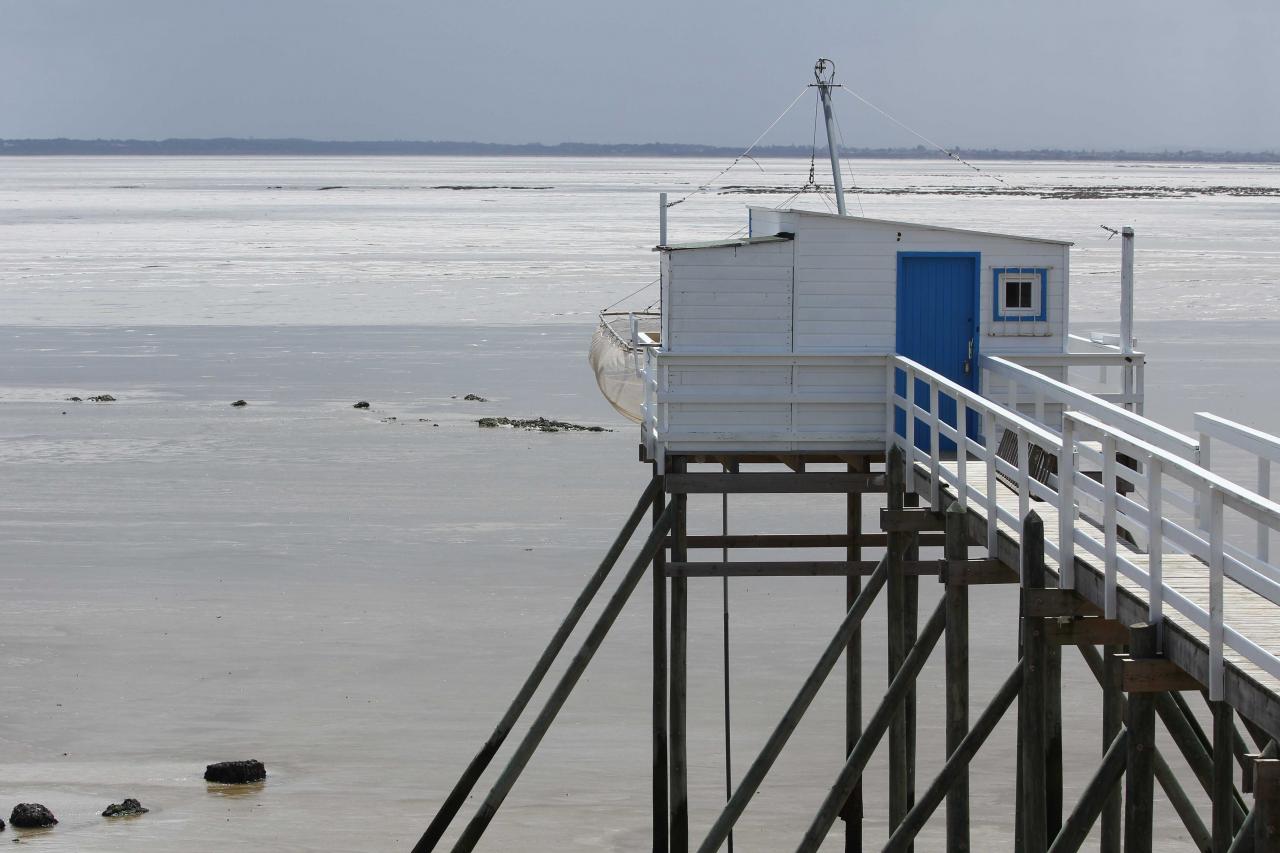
2,0 -> 1277,150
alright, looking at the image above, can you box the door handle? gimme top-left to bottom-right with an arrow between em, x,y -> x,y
964,339 -> 974,375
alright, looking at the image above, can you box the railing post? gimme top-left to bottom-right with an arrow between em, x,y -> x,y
1260,457 -> 1271,563
1102,433 -> 1118,620
1147,455 -> 1164,626
985,411 -> 998,554
930,383 -> 941,511
957,399 -> 969,508
1199,431 -> 1212,530
1209,488 -> 1225,701
906,367 -> 917,465
1058,416 -> 1076,590
1016,428 -> 1031,545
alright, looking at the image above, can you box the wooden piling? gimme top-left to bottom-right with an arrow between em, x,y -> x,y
694,559 -> 889,853
412,479 -> 661,853
943,500 -> 970,853
1046,729 -> 1128,853
1021,511 -> 1049,853
670,459 -> 689,853
887,445 -> 912,844
451,504 -> 676,852
845,459 -> 865,853
1124,623 -> 1159,853
1216,702 -> 1238,853
798,596 -> 949,853
653,466 -> 669,853
1102,643 -> 1125,853
1256,759 -> 1280,852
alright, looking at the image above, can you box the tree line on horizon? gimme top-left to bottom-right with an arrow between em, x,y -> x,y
2,138 -> 1277,163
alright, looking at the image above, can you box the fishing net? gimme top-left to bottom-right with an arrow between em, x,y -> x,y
589,312 -> 660,423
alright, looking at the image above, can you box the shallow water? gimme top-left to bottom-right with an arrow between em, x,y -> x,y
0,157 -> 1276,850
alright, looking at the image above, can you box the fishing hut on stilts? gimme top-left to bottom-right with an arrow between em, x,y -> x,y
413,60 -> 1280,852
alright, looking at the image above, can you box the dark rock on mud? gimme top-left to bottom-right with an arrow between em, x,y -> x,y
87,394 -> 116,402
353,401 -> 371,409
462,394 -> 489,402
204,759 -> 266,784
476,416 -> 609,433
9,803 -> 57,828
230,399 -> 248,407
102,798 -> 148,818
65,396 -> 82,402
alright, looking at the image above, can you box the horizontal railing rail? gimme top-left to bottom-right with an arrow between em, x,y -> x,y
888,354 -> 1280,703
982,354 -> 1196,461
1197,412 -> 1280,563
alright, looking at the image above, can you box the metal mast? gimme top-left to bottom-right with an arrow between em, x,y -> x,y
814,58 -> 847,215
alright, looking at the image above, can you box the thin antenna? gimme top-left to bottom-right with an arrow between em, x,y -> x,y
812,58 -> 848,216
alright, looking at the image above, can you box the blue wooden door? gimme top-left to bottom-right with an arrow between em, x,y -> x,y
894,253 -> 980,453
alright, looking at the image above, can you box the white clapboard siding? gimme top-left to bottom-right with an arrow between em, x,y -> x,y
665,239 -> 795,352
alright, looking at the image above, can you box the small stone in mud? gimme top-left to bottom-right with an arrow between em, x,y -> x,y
87,394 -> 116,402
381,416 -> 397,422
9,804 -> 57,828
204,759 -> 266,784
230,399 -> 248,407
462,394 -> 489,402
65,396 -> 82,402
102,798 -> 148,818
353,401 -> 371,409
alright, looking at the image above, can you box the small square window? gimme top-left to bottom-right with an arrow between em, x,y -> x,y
993,268 -> 1047,321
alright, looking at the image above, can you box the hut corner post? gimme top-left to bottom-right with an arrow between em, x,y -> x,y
669,458 -> 689,853
1020,511 -> 1049,853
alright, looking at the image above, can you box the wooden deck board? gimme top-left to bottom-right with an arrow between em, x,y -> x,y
916,459 -> 1280,738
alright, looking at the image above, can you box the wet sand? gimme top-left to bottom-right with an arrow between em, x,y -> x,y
1,321 -> 1272,850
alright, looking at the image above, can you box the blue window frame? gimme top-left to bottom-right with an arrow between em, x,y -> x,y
992,267 -> 1048,322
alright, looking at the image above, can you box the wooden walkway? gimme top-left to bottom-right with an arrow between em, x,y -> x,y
916,460 -> 1280,739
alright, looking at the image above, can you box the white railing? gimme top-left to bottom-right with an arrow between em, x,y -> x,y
981,354 -> 1191,459
889,354 -> 1280,701
1196,412 -> 1280,563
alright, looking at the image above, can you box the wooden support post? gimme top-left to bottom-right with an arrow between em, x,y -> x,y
845,459 -> 864,853
885,661 -> 1023,852
1256,760 -> 1280,852
943,501 -> 970,853
653,466 -> 669,853
1021,511 -> 1049,853
1124,623 -> 1159,853
412,479 -> 661,853
451,505 -> 676,851
1102,643 -> 1125,853
797,597 -> 948,853
1047,628 -> 1064,839
693,559 -> 889,853
886,445 -> 912,846
670,460 -> 689,853
1047,729 -> 1129,853
1217,702 -> 1238,853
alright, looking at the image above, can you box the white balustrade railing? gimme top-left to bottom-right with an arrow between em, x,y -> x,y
1196,412 -> 1280,563
889,354 -> 1280,702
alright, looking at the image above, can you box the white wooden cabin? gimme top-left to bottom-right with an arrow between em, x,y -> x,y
639,207 -> 1132,470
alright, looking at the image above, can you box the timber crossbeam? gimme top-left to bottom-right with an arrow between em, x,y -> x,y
666,560 -> 942,578
1118,656 -> 1204,693
880,507 -> 946,532
938,557 -> 1018,585
676,532 -> 947,549
1044,616 -> 1132,647
1026,588 -> 1104,619
663,472 -> 886,494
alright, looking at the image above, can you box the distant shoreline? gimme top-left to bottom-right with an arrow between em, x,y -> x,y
2,138 -> 1278,163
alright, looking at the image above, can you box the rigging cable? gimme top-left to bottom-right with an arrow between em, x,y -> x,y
667,85 -> 812,209
836,84 -> 1013,188
603,277 -> 660,312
